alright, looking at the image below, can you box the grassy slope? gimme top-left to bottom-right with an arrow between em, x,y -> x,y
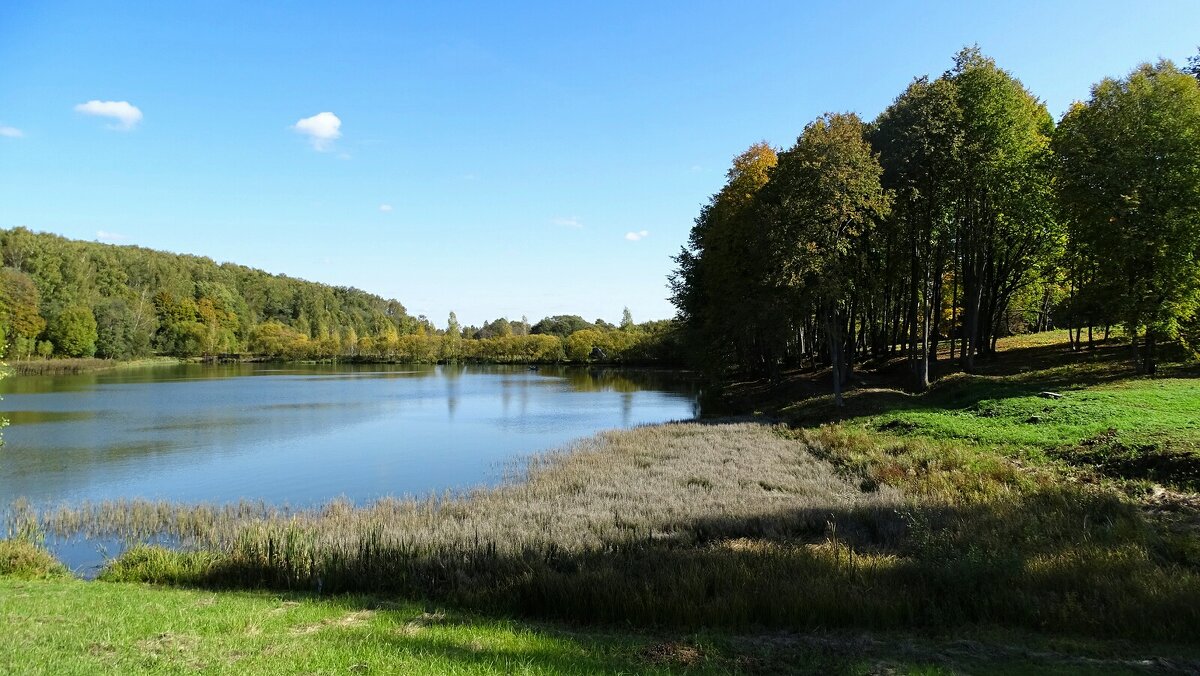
771,331 -> 1200,488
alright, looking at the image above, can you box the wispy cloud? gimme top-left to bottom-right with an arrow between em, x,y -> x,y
0,125 -> 23,138
379,204 -> 394,213
96,230 -> 128,243
292,111 -> 342,151
552,216 -> 583,229
625,230 -> 649,241
74,100 -> 142,130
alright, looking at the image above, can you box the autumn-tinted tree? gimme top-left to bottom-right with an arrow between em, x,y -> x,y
759,113 -> 890,404
670,142 -> 778,374
0,267 -> 46,358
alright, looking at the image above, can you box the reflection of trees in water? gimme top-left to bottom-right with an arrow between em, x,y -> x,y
2,362 -> 699,504
441,365 -> 460,420
0,362 -> 445,396
554,367 -> 698,396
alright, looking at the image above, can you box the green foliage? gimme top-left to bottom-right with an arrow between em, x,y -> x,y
0,227 -> 415,359
620,307 -> 634,330
248,321 -> 310,359
670,142 -> 778,373
1054,60 -> 1200,372
47,306 -> 98,358
474,317 -> 513,339
530,315 -> 595,338
0,228 -> 679,365
872,75 -> 963,388
669,47 -> 1200,402
93,297 -> 154,359
757,113 -> 890,400
0,346 -> 5,447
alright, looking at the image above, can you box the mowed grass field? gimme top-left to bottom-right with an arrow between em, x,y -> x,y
2,574 -> 1191,675
0,574 -> 713,676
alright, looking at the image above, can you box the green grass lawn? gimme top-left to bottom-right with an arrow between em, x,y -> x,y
863,376 -> 1200,449
2,576 -> 1190,675
0,576 -> 720,676
775,333 -> 1200,489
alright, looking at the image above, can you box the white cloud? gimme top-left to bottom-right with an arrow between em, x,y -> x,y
379,204 -> 394,212
74,100 -> 142,130
292,111 -> 342,151
0,125 -> 23,138
625,230 -> 649,241
552,216 -> 583,229
96,230 -> 128,243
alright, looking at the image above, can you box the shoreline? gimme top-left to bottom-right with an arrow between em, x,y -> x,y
3,355 -> 697,375
8,412 -> 1200,641
2,356 -> 184,377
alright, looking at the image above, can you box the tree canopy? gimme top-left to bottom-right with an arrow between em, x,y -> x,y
0,227 -> 679,365
1054,60 -> 1200,372
671,48 -> 1199,398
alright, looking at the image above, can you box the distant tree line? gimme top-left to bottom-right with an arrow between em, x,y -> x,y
672,48 -> 1200,400
0,228 -> 679,365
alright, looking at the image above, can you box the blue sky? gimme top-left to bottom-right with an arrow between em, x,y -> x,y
2,2 -> 1197,327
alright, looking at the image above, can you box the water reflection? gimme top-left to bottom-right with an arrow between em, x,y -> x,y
1,363 -> 697,507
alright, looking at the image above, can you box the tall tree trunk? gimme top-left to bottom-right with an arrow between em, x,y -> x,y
917,267 -> 932,391
826,315 -> 844,407
1144,332 -> 1157,375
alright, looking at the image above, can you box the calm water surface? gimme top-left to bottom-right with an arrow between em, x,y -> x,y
1,363 -> 697,507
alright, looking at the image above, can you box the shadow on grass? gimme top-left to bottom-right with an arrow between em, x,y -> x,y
99,485 -> 1200,642
723,336 -> 1184,424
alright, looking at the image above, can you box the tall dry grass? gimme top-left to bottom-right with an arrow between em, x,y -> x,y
10,421 -> 1200,638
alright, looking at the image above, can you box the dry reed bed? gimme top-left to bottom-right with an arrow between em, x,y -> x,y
9,421 -> 1200,637
21,422 -> 903,556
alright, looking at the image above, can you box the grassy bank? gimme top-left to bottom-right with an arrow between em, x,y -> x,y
758,331 -> 1200,491
8,574 -> 1193,675
18,415 -> 1200,639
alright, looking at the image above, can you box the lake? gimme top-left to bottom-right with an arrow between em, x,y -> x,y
0,363 -> 698,508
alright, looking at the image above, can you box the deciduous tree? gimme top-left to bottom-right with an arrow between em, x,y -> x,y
1054,60 -> 1200,373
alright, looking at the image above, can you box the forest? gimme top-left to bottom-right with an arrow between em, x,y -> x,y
0,228 -> 677,364
672,48 -> 1200,401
